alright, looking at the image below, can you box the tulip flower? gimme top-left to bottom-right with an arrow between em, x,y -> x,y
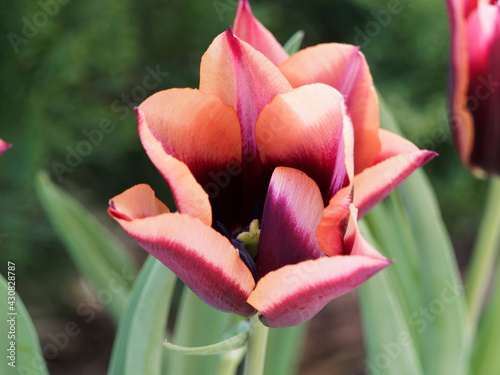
233,0 -> 434,211
109,28 -> 434,327
0,139 -> 11,156
446,0 -> 500,175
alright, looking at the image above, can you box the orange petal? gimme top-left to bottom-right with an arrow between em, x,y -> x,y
316,101 -> 355,256
233,0 -> 289,66
137,107 -> 211,226
279,43 -> 381,173
353,129 -> 437,218
200,29 -> 292,164
247,255 -> 391,327
108,183 -> 170,221
138,89 -> 243,227
255,83 -> 353,202
109,185 -> 256,317
316,186 -> 351,257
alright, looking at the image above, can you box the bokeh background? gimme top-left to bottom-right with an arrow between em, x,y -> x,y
0,0 -> 487,373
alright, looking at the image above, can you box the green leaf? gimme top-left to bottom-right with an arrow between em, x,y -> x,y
470,259 -> 500,375
0,273 -> 49,375
377,96 -> 470,375
363,197 -> 423,349
264,324 -> 307,375
358,221 -> 425,375
465,177 -> 500,329
107,255 -> 177,375
166,288 -> 233,375
35,171 -> 137,323
283,30 -> 305,55
163,321 -> 249,356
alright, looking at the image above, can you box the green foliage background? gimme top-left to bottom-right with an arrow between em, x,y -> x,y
0,0 -> 487,372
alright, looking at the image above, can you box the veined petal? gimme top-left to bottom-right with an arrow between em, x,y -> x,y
234,0 -> 289,66
0,139 -> 12,156
200,29 -> 292,167
446,0 -> 475,168
256,167 -> 325,279
108,185 -> 256,317
138,89 -> 243,227
248,255 -> 391,327
279,44 -> 380,173
255,84 -> 352,202
353,129 -> 437,218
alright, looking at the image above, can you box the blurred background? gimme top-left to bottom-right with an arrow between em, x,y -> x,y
0,0 -> 487,373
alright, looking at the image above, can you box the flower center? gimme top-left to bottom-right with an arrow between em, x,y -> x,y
236,219 -> 260,259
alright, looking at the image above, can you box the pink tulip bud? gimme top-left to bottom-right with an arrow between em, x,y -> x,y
446,0 -> 500,175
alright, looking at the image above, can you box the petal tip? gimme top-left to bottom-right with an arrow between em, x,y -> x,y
420,150 -> 438,166
108,200 -> 132,221
0,142 -> 12,155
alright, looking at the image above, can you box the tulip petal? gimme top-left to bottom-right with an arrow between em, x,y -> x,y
109,185 -> 256,317
108,184 -> 170,220
466,3 -> 500,174
233,0 -> 289,66
316,186 -> 351,257
446,0 -> 475,168
279,44 -> 380,173
200,29 -> 292,167
353,129 -> 437,218
255,84 -> 352,202
0,139 -> 12,156
138,89 -> 243,228
256,167 -> 325,279
344,204 -> 388,260
248,255 -> 391,327
316,102 -> 355,256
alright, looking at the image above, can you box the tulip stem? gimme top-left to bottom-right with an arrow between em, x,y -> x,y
243,315 -> 269,375
466,177 -> 500,329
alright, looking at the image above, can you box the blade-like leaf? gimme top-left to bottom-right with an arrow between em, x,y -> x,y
377,96 -> 470,375
0,273 -> 49,375
35,171 -> 137,323
162,321 -> 249,356
264,324 -> 307,375
283,30 -> 305,55
363,197 -> 423,349
166,288 -> 233,375
470,258 -> 500,375
108,255 -> 177,375
358,221 -> 425,375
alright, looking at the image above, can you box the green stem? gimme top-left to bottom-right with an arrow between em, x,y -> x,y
466,177 -> 500,328
216,347 -> 247,375
243,315 -> 269,375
